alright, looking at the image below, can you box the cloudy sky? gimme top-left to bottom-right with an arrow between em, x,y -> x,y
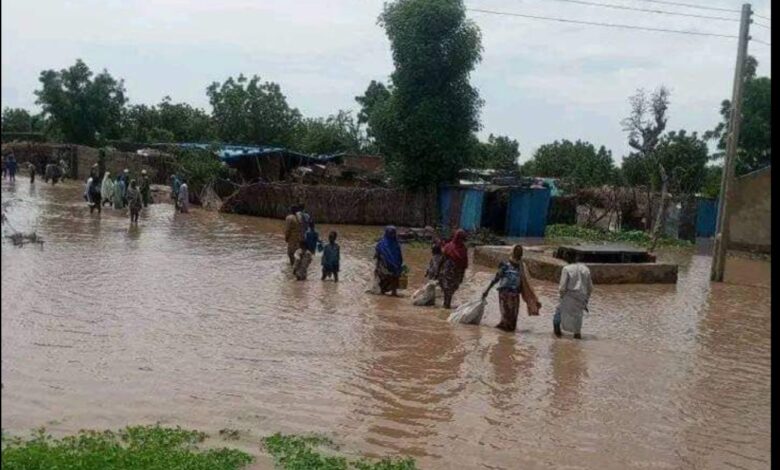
1,0 -> 771,163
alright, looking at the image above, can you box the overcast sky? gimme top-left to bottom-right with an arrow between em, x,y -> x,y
1,0 -> 771,162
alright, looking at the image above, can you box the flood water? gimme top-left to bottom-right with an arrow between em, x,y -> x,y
1,180 -> 771,469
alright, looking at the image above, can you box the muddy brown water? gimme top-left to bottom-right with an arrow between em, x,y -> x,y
1,181 -> 770,469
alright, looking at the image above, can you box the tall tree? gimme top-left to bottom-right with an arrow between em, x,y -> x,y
523,139 -> 615,188
206,74 -> 302,147
472,134 -> 520,171
370,0 -> 483,189
621,86 -> 670,249
704,56 -> 771,175
35,59 -> 127,145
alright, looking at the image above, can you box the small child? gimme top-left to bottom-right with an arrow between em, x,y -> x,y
293,240 -> 313,281
320,231 -> 341,282
425,243 -> 443,281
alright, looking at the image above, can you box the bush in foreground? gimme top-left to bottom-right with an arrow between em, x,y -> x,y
263,433 -> 416,470
1,425 -> 253,470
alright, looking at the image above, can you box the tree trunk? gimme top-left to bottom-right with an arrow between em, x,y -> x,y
649,163 -> 669,251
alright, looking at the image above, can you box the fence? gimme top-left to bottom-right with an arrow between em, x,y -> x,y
221,182 -> 437,226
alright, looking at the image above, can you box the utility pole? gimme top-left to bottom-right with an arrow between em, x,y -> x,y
710,3 -> 752,282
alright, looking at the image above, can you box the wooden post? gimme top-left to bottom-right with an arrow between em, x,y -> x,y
711,3 -> 752,282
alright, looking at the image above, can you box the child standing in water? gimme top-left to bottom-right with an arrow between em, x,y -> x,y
320,231 -> 340,282
293,240 -> 313,281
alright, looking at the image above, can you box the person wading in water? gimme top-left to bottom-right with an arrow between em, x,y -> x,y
374,226 -> 403,296
482,245 -> 541,332
284,205 -> 304,266
554,261 -> 593,339
440,229 -> 469,309
126,179 -> 143,224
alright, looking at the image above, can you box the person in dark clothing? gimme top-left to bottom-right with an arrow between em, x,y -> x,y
320,231 -> 340,282
140,170 -> 152,207
6,155 -> 17,182
28,163 -> 36,184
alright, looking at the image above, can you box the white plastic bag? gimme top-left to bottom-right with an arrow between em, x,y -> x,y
366,272 -> 382,295
447,298 -> 486,325
412,281 -> 437,306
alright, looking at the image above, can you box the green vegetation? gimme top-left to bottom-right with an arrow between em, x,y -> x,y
174,147 -> 232,197
521,139 -> 616,188
545,224 -> 692,248
262,433 -> 416,470
705,56 -> 771,176
1,425 -> 253,470
368,0 -> 483,189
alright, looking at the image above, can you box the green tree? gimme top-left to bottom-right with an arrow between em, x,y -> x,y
704,56 -> 770,175
619,153 -> 652,187
2,108 -> 34,132
700,165 -> 722,199
524,139 -> 616,188
472,134 -> 520,171
206,74 -> 301,147
355,80 -> 391,126
34,59 -> 127,144
295,110 -> 362,155
369,0 -> 483,189
654,130 -> 709,194
157,97 -> 214,142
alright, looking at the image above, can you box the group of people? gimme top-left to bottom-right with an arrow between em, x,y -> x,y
283,204 -> 340,282
169,174 -> 189,213
83,165 -> 160,224
387,226 -> 593,338
83,167 -> 192,223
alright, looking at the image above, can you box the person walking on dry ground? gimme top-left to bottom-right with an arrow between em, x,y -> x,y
440,229 -> 469,309
126,179 -> 143,224
554,262 -> 592,339
482,245 -> 541,332
293,240 -> 313,280
321,231 -> 340,282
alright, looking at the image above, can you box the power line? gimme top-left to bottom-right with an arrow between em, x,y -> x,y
533,0 -> 739,22
751,37 -> 771,46
753,21 -> 770,29
753,13 -> 771,22
467,8 -> 739,39
626,0 -> 739,13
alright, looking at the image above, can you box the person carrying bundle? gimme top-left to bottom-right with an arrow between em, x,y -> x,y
482,245 -> 541,332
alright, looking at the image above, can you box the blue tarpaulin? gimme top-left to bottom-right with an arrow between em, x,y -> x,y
158,143 -> 336,165
695,198 -> 718,238
505,188 -> 551,237
439,187 -> 485,231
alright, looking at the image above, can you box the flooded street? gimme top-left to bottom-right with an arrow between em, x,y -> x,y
1,181 -> 770,469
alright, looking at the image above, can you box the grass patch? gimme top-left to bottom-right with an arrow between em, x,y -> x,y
262,433 -> 416,470
545,224 -> 692,248
1,425 -> 253,470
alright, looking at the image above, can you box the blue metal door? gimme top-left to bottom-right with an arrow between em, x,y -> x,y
695,198 -> 718,238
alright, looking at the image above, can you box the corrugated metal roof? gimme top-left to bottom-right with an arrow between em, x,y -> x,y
157,143 -> 338,165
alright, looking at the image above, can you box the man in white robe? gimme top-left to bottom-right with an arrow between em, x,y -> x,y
554,263 -> 593,339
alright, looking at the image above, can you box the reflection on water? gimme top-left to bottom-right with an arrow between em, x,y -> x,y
1,181 -> 771,469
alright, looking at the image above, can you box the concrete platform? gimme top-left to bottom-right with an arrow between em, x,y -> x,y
474,245 -> 678,284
